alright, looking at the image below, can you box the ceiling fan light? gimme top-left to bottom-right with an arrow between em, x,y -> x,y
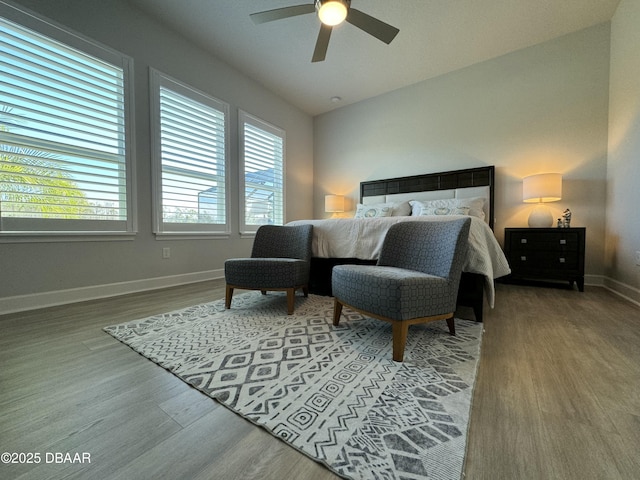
316,0 -> 348,26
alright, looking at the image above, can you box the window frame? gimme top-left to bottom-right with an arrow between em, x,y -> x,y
238,110 -> 285,236
149,69 -> 230,238
0,2 -> 136,242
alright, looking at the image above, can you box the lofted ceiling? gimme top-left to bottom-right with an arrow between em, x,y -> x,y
126,0 -> 620,116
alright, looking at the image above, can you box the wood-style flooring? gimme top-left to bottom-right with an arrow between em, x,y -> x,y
1,281 -> 639,479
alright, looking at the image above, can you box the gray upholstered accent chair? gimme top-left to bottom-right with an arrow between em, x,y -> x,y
332,218 -> 471,362
225,224 -> 313,315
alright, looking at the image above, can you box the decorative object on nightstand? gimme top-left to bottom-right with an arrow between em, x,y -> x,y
325,194 -> 344,217
504,227 -> 585,291
522,173 -> 562,227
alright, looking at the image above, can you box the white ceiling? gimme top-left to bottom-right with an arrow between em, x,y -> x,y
126,0 -> 620,116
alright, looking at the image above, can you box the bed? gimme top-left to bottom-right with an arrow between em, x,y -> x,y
288,166 -> 510,322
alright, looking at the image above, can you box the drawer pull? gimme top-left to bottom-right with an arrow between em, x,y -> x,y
520,256 -> 527,261
559,257 -> 566,263
520,238 -> 528,244
560,239 -> 567,245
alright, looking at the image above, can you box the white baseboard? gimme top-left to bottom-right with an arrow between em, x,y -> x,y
584,274 -> 605,286
3,271 -> 636,316
602,276 -> 640,308
570,274 -> 639,308
0,269 -> 224,315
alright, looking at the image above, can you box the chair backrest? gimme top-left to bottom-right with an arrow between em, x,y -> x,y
377,219 -> 471,281
251,224 -> 313,261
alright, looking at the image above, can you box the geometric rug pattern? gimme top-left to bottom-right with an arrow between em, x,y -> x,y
104,292 -> 483,480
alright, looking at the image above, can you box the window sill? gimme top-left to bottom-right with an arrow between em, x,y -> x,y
154,232 -> 231,241
0,231 -> 137,243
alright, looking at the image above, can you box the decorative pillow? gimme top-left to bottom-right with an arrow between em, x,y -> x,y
418,206 -> 471,216
355,201 -> 411,218
355,203 -> 393,218
410,197 -> 486,219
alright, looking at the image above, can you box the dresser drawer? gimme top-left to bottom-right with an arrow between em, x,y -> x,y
510,250 -> 579,271
509,231 -> 580,252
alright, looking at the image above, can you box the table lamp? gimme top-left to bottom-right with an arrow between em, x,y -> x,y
523,173 -> 562,227
325,194 -> 344,217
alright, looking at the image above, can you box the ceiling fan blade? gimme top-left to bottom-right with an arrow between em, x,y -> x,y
346,8 -> 399,44
312,24 -> 332,63
250,4 -> 315,24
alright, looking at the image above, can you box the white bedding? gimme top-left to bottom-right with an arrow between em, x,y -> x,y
287,216 -> 511,307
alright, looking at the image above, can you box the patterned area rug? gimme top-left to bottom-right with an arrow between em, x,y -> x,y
104,292 -> 483,480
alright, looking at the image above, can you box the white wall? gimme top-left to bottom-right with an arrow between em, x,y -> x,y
606,0 -> 640,304
314,24 -> 611,282
0,0 -> 314,310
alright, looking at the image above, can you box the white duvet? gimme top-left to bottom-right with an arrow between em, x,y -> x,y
287,216 -> 511,307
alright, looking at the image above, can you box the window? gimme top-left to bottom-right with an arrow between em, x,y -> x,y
239,111 -> 285,234
150,70 -> 229,236
0,7 -> 135,237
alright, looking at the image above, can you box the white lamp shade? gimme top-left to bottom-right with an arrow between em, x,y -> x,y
325,194 -> 345,213
317,0 -> 348,26
523,173 -> 562,203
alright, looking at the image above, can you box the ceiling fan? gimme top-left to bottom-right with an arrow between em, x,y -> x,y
250,0 -> 399,62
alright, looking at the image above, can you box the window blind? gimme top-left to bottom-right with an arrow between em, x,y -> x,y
0,15 -> 130,230
241,113 -> 284,229
150,70 -> 229,235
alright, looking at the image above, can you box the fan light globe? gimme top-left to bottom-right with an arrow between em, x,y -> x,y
317,0 -> 348,26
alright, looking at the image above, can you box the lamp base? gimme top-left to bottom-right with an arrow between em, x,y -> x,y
528,204 -> 554,227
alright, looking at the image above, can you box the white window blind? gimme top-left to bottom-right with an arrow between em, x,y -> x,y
239,111 -> 284,233
150,70 -> 229,235
0,11 -> 134,235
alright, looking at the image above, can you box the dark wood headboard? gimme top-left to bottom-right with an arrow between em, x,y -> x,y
360,166 -> 495,230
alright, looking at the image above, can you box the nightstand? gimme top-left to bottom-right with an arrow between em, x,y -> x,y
504,227 -> 585,291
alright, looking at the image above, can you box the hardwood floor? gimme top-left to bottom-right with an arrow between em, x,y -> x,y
1,281 -> 638,479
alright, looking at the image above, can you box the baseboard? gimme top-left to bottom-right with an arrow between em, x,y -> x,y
584,274 -> 605,286
602,276 -> 640,308
0,269 -> 224,315
4,271 -> 636,316
574,274 -> 639,307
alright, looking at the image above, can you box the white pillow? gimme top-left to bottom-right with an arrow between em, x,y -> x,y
418,206 -> 471,216
355,201 -> 411,218
410,197 -> 485,219
390,201 -> 412,216
355,203 -> 393,218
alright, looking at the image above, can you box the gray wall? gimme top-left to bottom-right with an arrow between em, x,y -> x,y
607,0 -> 640,303
314,24 -> 611,284
0,0 -> 314,308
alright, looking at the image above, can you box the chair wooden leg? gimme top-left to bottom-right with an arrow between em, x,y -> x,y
261,290 -> 267,295
392,321 -> 409,362
446,316 -> 456,335
286,288 -> 295,315
333,299 -> 343,326
302,285 -> 309,297
225,285 -> 233,309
